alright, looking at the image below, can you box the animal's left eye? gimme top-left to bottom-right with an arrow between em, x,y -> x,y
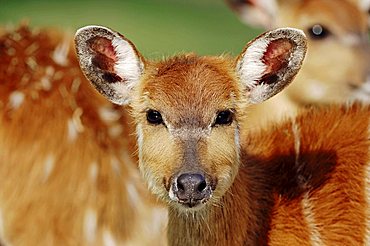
307,24 -> 331,40
214,110 -> 234,126
146,109 -> 163,125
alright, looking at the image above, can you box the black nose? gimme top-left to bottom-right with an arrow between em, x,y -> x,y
173,173 -> 211,207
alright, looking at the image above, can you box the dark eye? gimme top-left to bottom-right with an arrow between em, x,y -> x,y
214,110 -> 234,126
307,24 -> 331,40
146,110 -> 163,125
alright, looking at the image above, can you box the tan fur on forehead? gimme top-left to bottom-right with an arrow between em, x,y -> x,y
293,0 -> 368,32
139,54 -> 241,127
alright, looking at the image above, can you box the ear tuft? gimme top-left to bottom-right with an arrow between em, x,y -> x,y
75,25 -> 144,105
236,28 -> 307,104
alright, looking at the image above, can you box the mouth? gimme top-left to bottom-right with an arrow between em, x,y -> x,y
176,196 -> 211,209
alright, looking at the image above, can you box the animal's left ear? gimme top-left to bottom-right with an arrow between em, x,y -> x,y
236,28 -> 307,104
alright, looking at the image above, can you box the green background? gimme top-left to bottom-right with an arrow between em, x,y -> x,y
0,0 -> 261,58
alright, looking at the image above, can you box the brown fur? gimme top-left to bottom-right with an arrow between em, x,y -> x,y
0,25 -> 166,245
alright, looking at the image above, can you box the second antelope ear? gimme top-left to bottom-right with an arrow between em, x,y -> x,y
225,0 -> 278,28
74,25 -> 144,105
358,0 -> 370,26
236,28 -> 307,104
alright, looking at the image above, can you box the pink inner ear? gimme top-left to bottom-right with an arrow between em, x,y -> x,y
262,38 -> 293,75
87,37 -> 118,72
88,37 -> 117,61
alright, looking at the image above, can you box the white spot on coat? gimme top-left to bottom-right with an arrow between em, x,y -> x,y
84,209 -> 97,243
301,192 -> 323,246
72,108 -> 84,131
146,208 -> 168,237
40,76 -> 52,91
103,230 -> 117,246
292,120 -> 301,165
6,48 -> 15,56
67,108 -> 84,141
71,78 -> 81,94
8,91 -> 25,109
110,156 -> 121,175
43,154 -> 55,181
89,162 -> 98,183
98,107 -> 121,123
126,181 -> 141,206
25,42 -> 39,55
67,119 -> 78,141
52,38 -> 70,66
108,124 -> 123,138
46,66 -> 55,76
26,57 -> 38,70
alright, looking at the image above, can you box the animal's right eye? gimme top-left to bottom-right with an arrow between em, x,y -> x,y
214,110 -> 234,126
146,110 -> 163,125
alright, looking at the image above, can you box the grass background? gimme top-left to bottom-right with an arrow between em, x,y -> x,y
0,0 -> 261,58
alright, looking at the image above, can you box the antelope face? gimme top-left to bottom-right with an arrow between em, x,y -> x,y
133,56 -> 242,210
279,0 -> 370,105
75,26 -> 307,211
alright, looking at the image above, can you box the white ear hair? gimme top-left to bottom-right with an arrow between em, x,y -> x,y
237,36 -> 269,92
111,36 -> 144,94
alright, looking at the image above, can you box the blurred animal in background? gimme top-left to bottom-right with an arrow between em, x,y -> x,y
0,24 -> 166,246
226,0 -> 370,127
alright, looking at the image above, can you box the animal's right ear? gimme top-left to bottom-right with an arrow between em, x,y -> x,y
74,25 -> 144,105
225,0 -> 278,28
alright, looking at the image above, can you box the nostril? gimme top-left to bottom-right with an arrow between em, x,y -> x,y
177,181 -> 184,192
197,179 -> 207,192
